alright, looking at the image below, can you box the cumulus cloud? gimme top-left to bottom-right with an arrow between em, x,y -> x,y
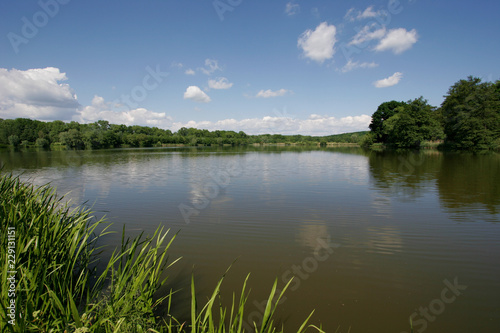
75,95 -> 173,127
340,59 -> 378,73
185,68 -> 195,75
0,67 -> 80,120
74,98 -> 370,135
374,28 -> 418,54
298,22 -> 337,63
285,2 -> 300,16
183,86 -> 212,103
374,72 -> 403,88
208,77 -> 233,90
170,114 -> 371,136
199,59 -> 221,75
255,89 -> 290,98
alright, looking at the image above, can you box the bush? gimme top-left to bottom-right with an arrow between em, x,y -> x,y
7,135 -> 20,148
360,132 -> 375,148
35,138 -> 50,149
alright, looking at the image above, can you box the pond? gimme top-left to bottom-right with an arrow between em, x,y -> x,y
1,146 -> 499,332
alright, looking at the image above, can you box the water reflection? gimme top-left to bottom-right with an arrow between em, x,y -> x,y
366,150 -> 499,222
437,152 -> 500,222
367,150 -> 443,201
297,221 -> 329,251
365,226 -> 403,255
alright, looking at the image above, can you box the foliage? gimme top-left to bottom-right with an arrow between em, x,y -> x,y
321,131 -> 369,144
383,97 -> 443,148
0,118 -> 368,149
359,132 -> 376,148
368,100 -> 407,142
35,138 -> 50,149
368,76 -> 499,149
7,135 -> 20,148
440,76 -> 500,149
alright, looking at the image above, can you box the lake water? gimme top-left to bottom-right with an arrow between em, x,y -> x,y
1,146 -> 499,332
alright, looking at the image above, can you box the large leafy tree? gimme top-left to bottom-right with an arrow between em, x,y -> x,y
440,76 -> 500,149
384,97 -> 443,148
369,100 -> 407,142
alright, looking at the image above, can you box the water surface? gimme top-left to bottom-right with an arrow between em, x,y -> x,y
1,147 -> 499,332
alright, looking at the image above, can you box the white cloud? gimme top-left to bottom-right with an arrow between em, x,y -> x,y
374,28 -> 418,54
285,2 -> 300,16
357,6 -> 380,19
298,22 -> 337,63
0,67 -> 80,120
75,95 -> 173,127
183,86 -> 212,103
199,59 -> 221,75
170,114 -> 371,136
340,59 -> 378,73
349,24 -> 386,46
374,72 -> 403,88
255,89 -> 290,98
344,8 -> 356,21
185,68 -> 195,75
75,98 -> 370,135
345,6 -> 384,21
208,77 -> 233,90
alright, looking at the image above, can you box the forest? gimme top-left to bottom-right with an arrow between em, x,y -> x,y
0,118 -> 365,149
1,77 -> 498,150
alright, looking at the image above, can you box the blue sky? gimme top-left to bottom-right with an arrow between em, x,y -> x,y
1,0 -> 499,135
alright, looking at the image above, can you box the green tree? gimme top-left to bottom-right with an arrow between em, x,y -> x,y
59,129 -> 84,149
48,120 -> 67,143
83,130 -> 100,149
369,100 -> 407,142
177,127 -> 189,136
440,76 -> 500,149
383,97 -> 443,148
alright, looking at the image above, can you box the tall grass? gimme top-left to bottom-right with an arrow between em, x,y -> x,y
1,172 -> 108,331
1,173 -> 324,332
0,173 -> 175,332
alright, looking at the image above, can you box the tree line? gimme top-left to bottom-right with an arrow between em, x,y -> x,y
0,118 -> 366,150
363,76 -> 500,149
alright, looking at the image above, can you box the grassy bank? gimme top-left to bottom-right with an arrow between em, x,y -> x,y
0,173 -> 323,333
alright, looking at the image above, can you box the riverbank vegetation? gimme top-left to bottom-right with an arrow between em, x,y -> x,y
0,173 -> 323,332
0,117 -> 367,150
363,76 -> 500,150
